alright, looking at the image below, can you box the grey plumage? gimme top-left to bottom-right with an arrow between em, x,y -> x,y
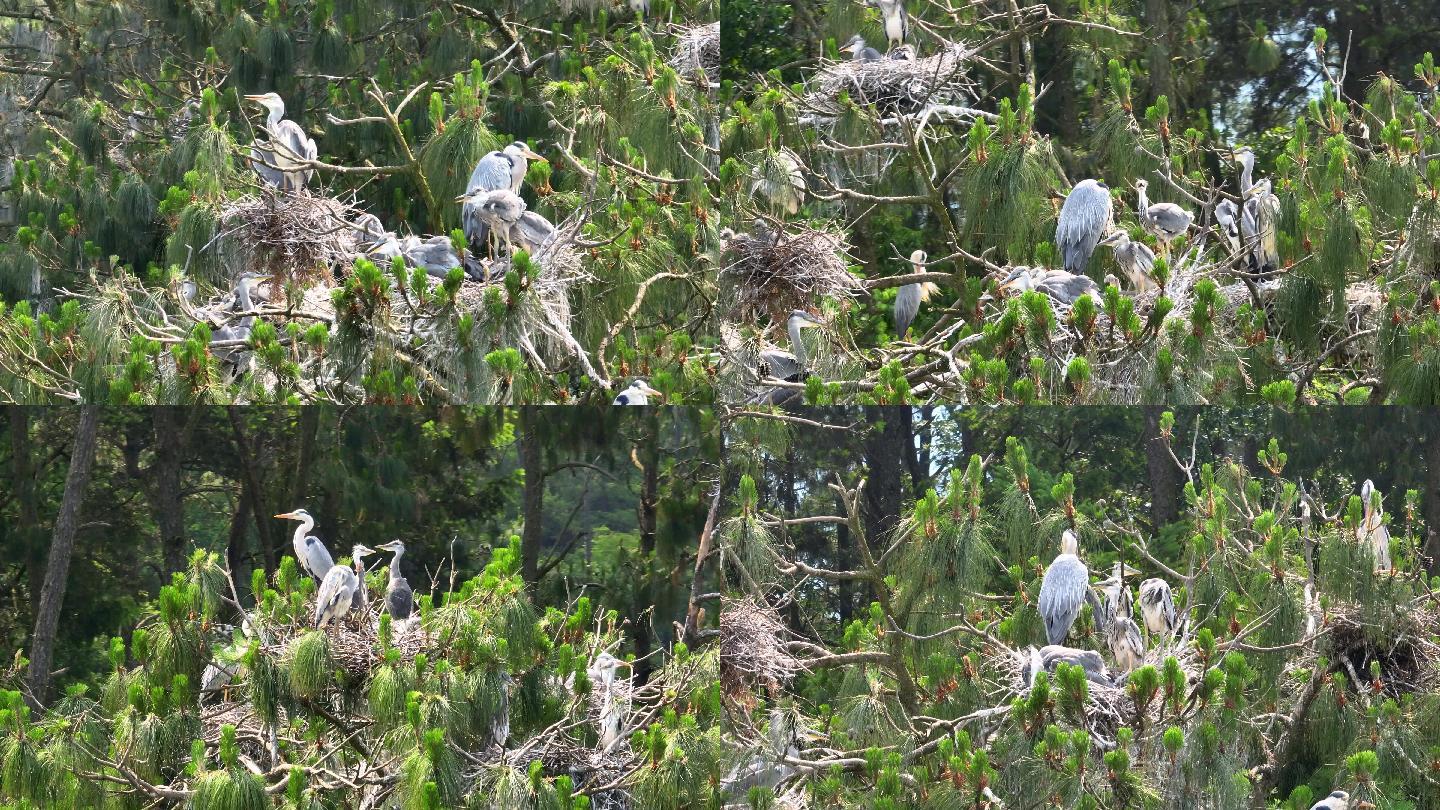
1358,479 -> 1393,571
1038,529 -> 1089,646
378,540 -> 414,621
894,249 -> 939,340
1138,577 -> 1177,637
1099,230 -> 1157,292
1309,790 -> 1349,810
839,34 -> 883,62
210,273 -> 269,371
1055,179 -> 1113,275
1214,199 -> 1243,259
1000,266 -> 1101,306
1022,644 -> 1112,687
759,310 -> 825,382
871,0 -> 908,50
313,564 -> 358,628
399,234 -> 467,279
458,189 -> 556,256
276,508 -> 334,580
350,544 -> 376,614
1244,179 -> 1281,274
463,142 -> 546,256
1106,589 -> 1145,672
751,148 -> 807,215
1134,179 -> 1193,245
244,93 -> 317,192
614,379 -> 662,405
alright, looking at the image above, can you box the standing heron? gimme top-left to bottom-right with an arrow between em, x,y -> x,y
1134,179 -> 1193,259
751,148 -> 806,217
275,508 -> 335,580
839,34 -> 883,62
457,189 -> 556,257
313,550 -> 363,628
1106,590 -> 1145,672
1243,179 -> 1281,276
1093,562 -> 1134,637
350,543 -> 376,615
463,141 -> 547,255
243,92 -> 317,192
1038,529 -> 1089,646
1138,577 -> 1177,638
613,379 -> 663,405
997,266 -> 1100,307
870,0 -> 908,51
1055,179 -> 1113,276
1099,230 -> 1157,292
587,652 -> 632,752
1309,791 -> 1349,810
1358,479 -> 1392,571
377,540 -> 415,621
1214,199 -> 1243,261
893,249 -> 940,340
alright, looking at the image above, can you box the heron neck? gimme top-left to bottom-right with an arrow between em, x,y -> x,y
292,515 -> 314,547
788,320 -> 807,371
1240,159 -> 1254,194
266,106 -> 283,130
1136,186 -> 1150,211
389,548 -> 405,583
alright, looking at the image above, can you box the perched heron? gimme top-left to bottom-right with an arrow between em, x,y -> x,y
275,508 -> 335,580
894,249 -> 940,340
350,543 -> 376,614
1243,179 -> 1281,275
1092,562 -> 1134,637
353,213 -> 404,262
1038,529 -> 1089,646
313,552 -> 360,628
1134,179 -> 1193,257
1358,479 -> 1393,571
752,310 -> 827,406
243,92 -> 317,192
457,189 -> 556,257
1055,179 -> 1113,276
1138,577 -> 1177,638
998,266 -> 1101,306
627,0 -> 648,16
1106,589 -> 1145,672
463,141 -> 547,255
399,234 -> 473,280
871,0 -> 908,50
1309,790 -> 1350,810
1214,199 -> 1243,260
1099,230 -> 1157,292
1022,645 -> 1112,687
210,273 -> 269,371
613,379 -> 663,405
588,652 -> 632,751
721,706 -> 821,797
751,148 -> 807,216
839,34 -> 883,62
377,540 -> 414,620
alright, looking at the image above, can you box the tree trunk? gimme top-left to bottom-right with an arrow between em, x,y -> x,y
861,407 -> 906,549
1144,406 -> 1180,531
633,414 -> 661,683
150,407 -> 187,573
519,409 -> 545,586
1423,421 -> 1440,576
227,490 -> 253,599
10,408 -> 43,624
290,408 -> 320,509
1144,0 -> 1173,105
26,406 -> 101,708
228,407 -> 277,573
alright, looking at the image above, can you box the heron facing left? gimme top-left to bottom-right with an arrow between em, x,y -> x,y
275,508 -> 334,580
243,92 -> 317,192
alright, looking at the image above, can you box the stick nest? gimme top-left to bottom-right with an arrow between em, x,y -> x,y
262,612 -> 431,681
668,21 -> 719,85
217,189 -> 362,285
1324,602 -> 1440,697
804,44 -> 978,118
720,597 -> 806,705
720,223 -> 859,323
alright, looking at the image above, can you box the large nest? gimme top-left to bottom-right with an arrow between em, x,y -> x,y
803,44 -> 978,119
720,597 -> 806,706
1324,602 -> 1440,697
503,735 -> 632,810
720,223 -> 859,323
261,612 -> 432,681
216,190 -> 363,285
668,21 -> 719,85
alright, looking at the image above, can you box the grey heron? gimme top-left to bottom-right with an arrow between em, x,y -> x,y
627,0 -> 648,16
352,213 -> 404,262
312,550 -> 361,628
350,543 -> 376,614
998,266 -> 1100,307
750,148 -> 806,216
1021,645 -> 1112,687
761,310 -> 826,382
377,540 -> 414,620
839,34 -> 883,62
1309,791 -> 1349,810
1092,561 -> 1134,637
887,43 -> 916,60
1138,577 -> 1177,638
1055,179 -> 1113,276
894,250 -> 940,340
1105,588 -> 1144,672
1358,479 -> 1392,571
1134,179 -> 1193,257
210,273 -> 269,371
275,508 -> 335,580
587,652 -> 632,752
1243,179 -> 1281,276
1038,529 -> 1089,646
399,234 -> 474,280
1214,199 -> 1243,260
613,379 -> 663,405
870,0 -> 908,51
721,705 -> 821,797
462,141 -> 547,255
243,92 -> 317,192
1099,230 -> 1157,293
456,189 -> 556,257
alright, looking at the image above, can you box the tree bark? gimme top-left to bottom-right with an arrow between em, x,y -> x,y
26,406 -> 101,708
1423,420 -> 1440,576
149,407 -> 188,573
519,409 -> 545,586
228,407 -> 277,573
861,407 -> 906,550
633,413 -> 661,683
10,408 -> 43,623
1144,0 -> 1174,105
1144,406 -> 1180,531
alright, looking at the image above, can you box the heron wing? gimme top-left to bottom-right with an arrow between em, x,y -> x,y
304,536 -> 334,578
467,153 -> 511,194
894,284 -> 921,338
1055,180 -> 1112,275
1258,194 -> 1280,269
1038,555 -> 1088,645
387,578 -> 414,619
312,567 -> 353,625
249,144 -> 285,188
760,348 -> 802,381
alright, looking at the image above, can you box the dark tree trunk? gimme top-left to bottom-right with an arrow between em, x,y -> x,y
1423,421 -> 1440,576
227,490 -> 253,599
228,407 -> 277,573
150,407 -> 188,573
519,409 -> 545,586
1144,406 -> 1180,531
633,414 -> 661,683
1144,0 -> 1174,105
861,407 -> 906,549
290,407 -> 320,508
26,406 -> 101,708
10,408 -> 43,624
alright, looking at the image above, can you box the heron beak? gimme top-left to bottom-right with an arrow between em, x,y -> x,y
839,42 -> 856,54
522,147 -> 547,162
274,511 -> 296,519
454,193 -> 470,203
641,385 -> 663,398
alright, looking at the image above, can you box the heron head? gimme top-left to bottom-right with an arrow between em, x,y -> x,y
1133,178 -> 1149,192
839,35 -> 864,55
1099,230 -> 1128,247
352,544 -> 376,560
1231,146 -> 1255,165
628,379 -> 663,397
274,508 -> 310,521
506,141 -> 547,162
908,248 -> 928,267
1059,528 -> 1079,555
788,310 -> 825,329
997,266 -> 1034,295
1244,179 -> 1273,200
378,540 -> 406,554
243,92 -> 285,118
